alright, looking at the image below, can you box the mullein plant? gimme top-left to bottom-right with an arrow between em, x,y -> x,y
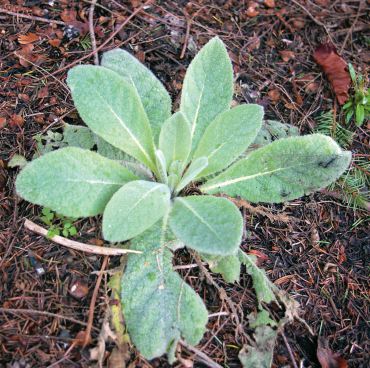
16,37 -> 351,362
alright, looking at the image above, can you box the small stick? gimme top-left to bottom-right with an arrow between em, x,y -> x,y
88,0 -> 99,65
24,219 -> 141,255
179,339 -> 223,368
0,307 -> 97,329
180,11 -> 191,59
83,255 -> 108,347
281,331 -> 299,368
0,7 -> 66,26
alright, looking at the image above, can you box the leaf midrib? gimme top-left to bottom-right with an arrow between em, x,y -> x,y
94,89 -> 154,167
176,198 -> 223,243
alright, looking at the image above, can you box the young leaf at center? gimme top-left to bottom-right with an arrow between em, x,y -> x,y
193,104 -> 263,178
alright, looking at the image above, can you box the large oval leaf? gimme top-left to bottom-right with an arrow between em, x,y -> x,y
201,134 -> 352,203
180,37 -> 233,151
159,112 -> 191,170
103,180 -> 170,242
169,196 -> 242,255
16,147 -> 137,217
193,104 -> 263,178
121,220 -> 208,361
67,65 -> 156,171
101,49 -> 172,142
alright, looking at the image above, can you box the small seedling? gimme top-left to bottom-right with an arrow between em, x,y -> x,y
40,207 -> 77,238
343,63 -> 369,126
16,37 -> 351,364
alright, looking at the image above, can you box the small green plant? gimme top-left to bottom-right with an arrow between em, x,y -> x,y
343,64 -> 369,126
16,37 -> 351,364
40,207 -> 77,238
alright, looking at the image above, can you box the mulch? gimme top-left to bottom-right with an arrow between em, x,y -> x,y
0,1 -> 369,367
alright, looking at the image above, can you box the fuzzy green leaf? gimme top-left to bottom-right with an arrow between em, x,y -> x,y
103,180 -> 171,242
16,147 -> 137,217
201,134 -> 351,203
121,219 -> 208,361
193,104 -> 263,178
169,196 -> 243,255
159,112 -> 191,170
240,252 -> 277,306
201,253 -> 241,283
101,48 -> 171,142
252,120 -> 299,149
67,65 -> 156,171
238,325 -> 277,368
180,37 -> 233,151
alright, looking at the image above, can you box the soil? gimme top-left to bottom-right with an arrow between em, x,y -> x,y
0,1 -> 369,368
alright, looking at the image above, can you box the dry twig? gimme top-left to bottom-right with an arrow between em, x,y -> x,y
24,219 -> 141,256
89,0 -> 99,65
179,339 -> 223,368
0,308 -> 97,329
83,255 -> 109,347
0,7 -> 66,25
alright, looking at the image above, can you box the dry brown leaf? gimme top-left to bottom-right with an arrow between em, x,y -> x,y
48,39 -> 61,47
317,337 -> 348,368
246,2 -> 259,17
9,114 -> 24,128
60,8 -> 77,23
18,33 -> 39,45
37,87 -> 49,99
0,117 -> 7,129
292,18 -> 306,29
313,43 -> 350,105
268,89 -> 281,103
264,0 -> 275,8
69,279 -> 89,299
279,50 -> 295,62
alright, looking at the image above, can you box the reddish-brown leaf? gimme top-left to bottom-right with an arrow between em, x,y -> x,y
268,88 -> 281,103
0,117 -> 7,129
61,8 -> 77,23
313,43 -> 350,105
317,337 -> 348,368
264,0 -> 275,8
246,2 -> 259,17
18,33 -> 39,45
280,50 -> 295,62
9,114 -> 24,128
37,87 -> 49,99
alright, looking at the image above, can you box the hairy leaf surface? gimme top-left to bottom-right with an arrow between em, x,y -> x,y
180,37 -> 233,151
201,253 -> 241,283
169,196 -> 242,255
16,147 -> 137,217
239,252 -> 277,306
67,65 -> 156,171
175,157 -> 208,193
194,104 -> 263,177
121,220 -> 208,361
159,112 -> 191,170
102,49 -> 171,141
103,180 -> 170,242
238,325 -> 277,368
201,134 -> 351,203
252,120 -> 299,149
